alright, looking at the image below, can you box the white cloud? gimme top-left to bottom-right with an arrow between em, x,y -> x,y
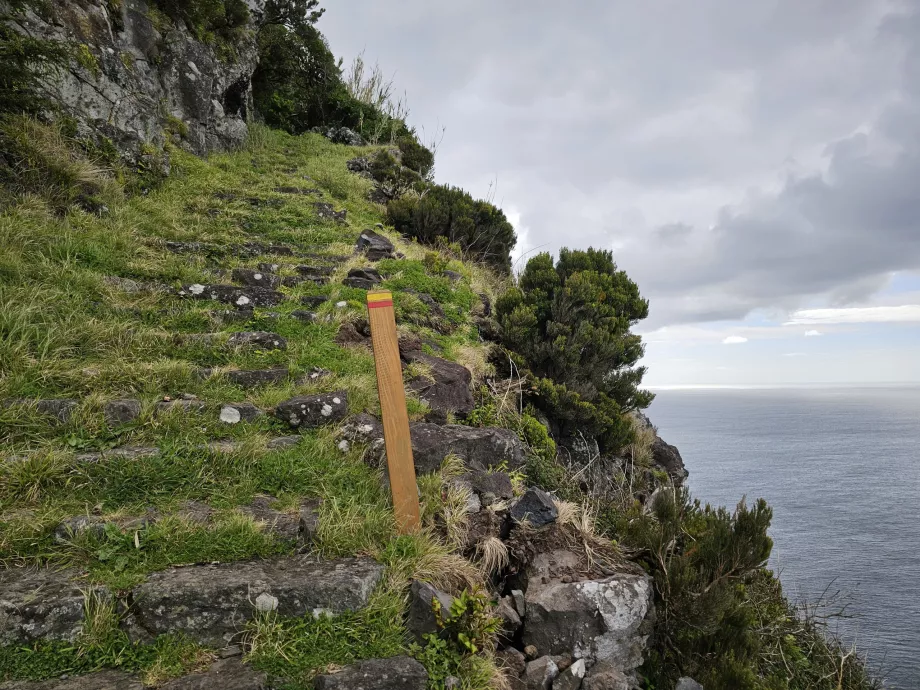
804,329 -> 822,337
786,305 -> 920,325
722,336 -> 748,344
783,352 -> 807,357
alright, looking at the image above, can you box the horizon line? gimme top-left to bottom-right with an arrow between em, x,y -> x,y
646,381 -> 920,391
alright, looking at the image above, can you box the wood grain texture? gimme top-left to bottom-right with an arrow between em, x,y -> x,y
367,290 -> 421,533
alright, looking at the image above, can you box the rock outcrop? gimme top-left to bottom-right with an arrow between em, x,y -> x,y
5,0 -> 263,167
313,656 -> 428,690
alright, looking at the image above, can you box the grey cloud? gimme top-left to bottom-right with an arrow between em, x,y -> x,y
321,1 -> 920,328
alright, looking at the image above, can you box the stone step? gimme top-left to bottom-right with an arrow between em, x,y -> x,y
198,366 -> 290,389
51,494 -> 321,547
314,656 -> 428,690
0,556 -> 382,648
177,284 -> 285,308
231,267 -> 281,290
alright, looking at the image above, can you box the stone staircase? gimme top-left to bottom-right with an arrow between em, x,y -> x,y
0,196 -> 519,688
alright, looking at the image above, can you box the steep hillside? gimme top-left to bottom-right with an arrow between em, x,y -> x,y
0,1 -> 884,689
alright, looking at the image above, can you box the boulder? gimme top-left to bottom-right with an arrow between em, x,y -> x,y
461,470 -> 514,500
178,284 -> 284,308
496,596 -> 522,641
511,488 -> 559,527
580,662 -> 629,690
314,202 -> 347,223
522,556 -> 653,673
410,423 -> 526,474
227,331 -> 288,350
291,310 -> 316,322
237,495 -> 320,545
0,568 -> 110,645
356,229 -> 395,261
343,267 -> 382,290
651,436 -> 689,485
0,671 -> 143,689
313,656 -> 427,690
496,647 -> 527,678
523,657 -> 559,690
257,263 -> 282,274
313,126 -> 365,146
300,295 -> 329,308
53,515 -> 107,543
104,399 -> 141,426
675,679 -> 704,690
406,580 -> 454,643
553,659 -> 586,690
128,556 -> 383,646
231,268 -> 281,290
276,391 -> 349,428
159,658 -> 268,689
219,403 -> 262,424
402,351 -> 474,416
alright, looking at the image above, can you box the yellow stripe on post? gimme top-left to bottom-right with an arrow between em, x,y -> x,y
366,289 -> 421,533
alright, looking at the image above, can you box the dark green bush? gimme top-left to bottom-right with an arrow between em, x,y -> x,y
397,135 -> 434,177
367,149 -> 421,201
495,248 -> 652,452
0,5 -> 69,115
386,184 -> 516,271
613,489 -> 774,689
151,0 -> 251,42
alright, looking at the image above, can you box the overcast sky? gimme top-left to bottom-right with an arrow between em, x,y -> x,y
321,1 -> 920,387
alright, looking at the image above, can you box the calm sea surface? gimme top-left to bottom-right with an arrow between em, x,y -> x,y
649,386 -> 920,689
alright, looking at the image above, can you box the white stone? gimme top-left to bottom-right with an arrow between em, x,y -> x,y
236,295 -> 251,306
254,592 -> 278,612
332,397 -> 341,404
189,284 -> 205,295
336,301 -> 347,308
338,440 -> 350,452
569,659 -> 586,678
254,273 -> 262,280
187,60 -> 201,75
321,403 -> 333,417
220,406 -> 241,424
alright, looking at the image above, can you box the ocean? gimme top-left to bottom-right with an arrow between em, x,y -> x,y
648,386 -> 920,689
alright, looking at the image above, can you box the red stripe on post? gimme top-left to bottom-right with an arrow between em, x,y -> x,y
368,300 -> 393,308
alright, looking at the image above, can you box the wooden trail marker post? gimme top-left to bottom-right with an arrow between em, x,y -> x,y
366,289 -> 421,533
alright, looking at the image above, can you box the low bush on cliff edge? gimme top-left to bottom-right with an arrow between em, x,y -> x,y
387,184 -> 517,272
495,247 -> 653,452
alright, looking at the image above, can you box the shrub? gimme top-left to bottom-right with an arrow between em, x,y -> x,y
0,5 -> 69,115
367,149 -> 421,201
495,248 -> 652,452
151,0 -> 251,43
397,135 -> 434,177
387,184 -> 517,271
615,489 -> 774,689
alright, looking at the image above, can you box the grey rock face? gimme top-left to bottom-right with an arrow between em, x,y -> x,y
0,568 -> 110,645
522,555 -> 653,673
178,284 -> 284,308
0,671 -> 144,689
402,351 -> 474,416
356,229 -> 395,261
580,662 -> 629,690
129,556 -> 383,645
406,580 -> 454,643
158,658 -> 268,689
9,0 -> 260,169
409,423 -> 526,474
227,331 -> 288,350
496,596 -> 522,641
497,647 -> 527,678
276,391 -> 349,428
675,678 -> 704,690
524,657 -> 559,690
104,399 -> 142,426
511,488 -> 559,527
231,268 -> 282,290
313,656 -> 428,690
